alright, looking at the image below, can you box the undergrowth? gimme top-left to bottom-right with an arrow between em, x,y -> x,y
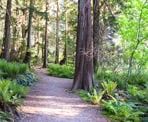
78,68 -> 148,122
0,59 -> 37,121
0,59 -> 28,78
48,64 -> 74,79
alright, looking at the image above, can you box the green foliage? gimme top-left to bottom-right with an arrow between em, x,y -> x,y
96,68 -> 148,89
0,79 -> 28,112
77,90 -> 90,102
16,72 -> 37,86
95,67 -> 148,120
127,72 -> 148,85
102,97 -> 143,122
117,0 -> 148,75
48,64 -> 74,79
0,59 -> 28,78
78,81 -> 118,104
101,81 -> 117,96
0,111 -> 11,122
0,80 -> 12,106
87,89 -> 105,104
96,68 -> 126,89
0,60 -> 36,121
78,89 -> 104,104
0,79 -> 28,121
9,81 -> 28,98
127,84 -> 148,104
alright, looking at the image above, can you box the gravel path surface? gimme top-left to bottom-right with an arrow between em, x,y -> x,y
19,68 -> 110,122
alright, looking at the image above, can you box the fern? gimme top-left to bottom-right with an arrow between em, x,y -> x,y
101,81 -> 117,96
87,89 -> 105,104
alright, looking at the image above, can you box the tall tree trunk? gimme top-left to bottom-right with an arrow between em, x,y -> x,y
23,0 -> 33,66
55,0 -> 59,64
72,0 -> 94,91
60,5 -> 67,65
36,31 -> 40,62
43,0 -> 49,68
93,0 -> 101,73
1,0 -> 12,60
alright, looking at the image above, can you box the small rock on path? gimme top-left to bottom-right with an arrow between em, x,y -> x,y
19,68 -> 110,122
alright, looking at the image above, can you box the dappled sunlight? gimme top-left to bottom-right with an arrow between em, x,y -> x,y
22,95 -> 93,118
19,69 -> 109,122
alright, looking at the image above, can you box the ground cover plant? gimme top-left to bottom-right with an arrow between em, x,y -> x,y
16,72 -> 37,86
0,59 -> 28,78
48,64 -> 74,79
78,71 -> 148,122
0,59 -> 37,121
0,79 -> 29,121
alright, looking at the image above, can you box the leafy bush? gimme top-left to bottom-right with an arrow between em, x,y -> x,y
102,97 -> 144,122
87,89 -> 105,104
101,81 -> 117,97
127,84 -> 148,103
96,68 -> 148,88
16,72 -> 37,86
0,60 -> 28,78
78,81 -> 117,104
0,111 -> 11,122
77,90 -> 90,102
0,80 -> 28,110
48,64 -> 74,79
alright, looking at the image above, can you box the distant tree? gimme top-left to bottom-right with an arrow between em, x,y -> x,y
43,0 -> 49,68
23,0 -> 34,66
55,0 -> 59,64
1,0 -> 12,60
72,0 -> 94,91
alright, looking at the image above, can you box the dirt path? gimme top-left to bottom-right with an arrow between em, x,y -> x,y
19,68 -> 110,122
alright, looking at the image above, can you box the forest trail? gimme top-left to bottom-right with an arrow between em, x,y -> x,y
19,68 -> 110,122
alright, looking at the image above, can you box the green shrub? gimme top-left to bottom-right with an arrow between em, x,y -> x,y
0,79 -> 28,111
0,60 -> 28,78
78,89 -> 105,105
96,68 -> 148,89
0,111 -> 11,122
102,97 -> 144,122
87,89 -> 105,104
127,84 -> 148,104
16,72 -> 37,86
77,90 -> 90,102
48,64 -> 74,79
101,81 -> 117,97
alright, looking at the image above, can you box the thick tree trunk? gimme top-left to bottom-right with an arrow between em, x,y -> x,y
23,0 -> 33,66
43,0 -> 49,68
72,0 -> 94,91
93,0 -> 101,73
55,0 -> 59,64
1,0 -> 12,60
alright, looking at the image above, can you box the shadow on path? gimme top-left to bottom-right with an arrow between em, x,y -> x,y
19,68 -> 110,122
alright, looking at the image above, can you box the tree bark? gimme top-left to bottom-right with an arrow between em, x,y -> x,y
55,0 -> 59,64
93,0 -> 101,73
23,0 -> 33,66
60,7 -> 67,65
1,0 -> 12,60
43,0 -> 49,68
72,0 -> 94,91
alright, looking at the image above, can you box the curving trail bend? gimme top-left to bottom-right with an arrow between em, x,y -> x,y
19,68 -> 110,122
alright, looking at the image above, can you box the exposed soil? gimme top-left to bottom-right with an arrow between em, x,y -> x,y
19,68 -> 110,122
